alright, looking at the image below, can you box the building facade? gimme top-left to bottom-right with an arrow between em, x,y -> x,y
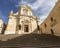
0,20 -> 4,34
5,5 -> 39,34
40,0 -> 60,36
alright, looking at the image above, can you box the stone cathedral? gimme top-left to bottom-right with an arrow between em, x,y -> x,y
5,5 -> 39,34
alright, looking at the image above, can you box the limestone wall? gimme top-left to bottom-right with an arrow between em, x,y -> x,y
40,0 -> 60,36
0,20 -> 4,34
5,15 -> 17,34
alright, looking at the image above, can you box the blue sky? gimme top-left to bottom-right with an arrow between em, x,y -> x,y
0,0 -> 57,24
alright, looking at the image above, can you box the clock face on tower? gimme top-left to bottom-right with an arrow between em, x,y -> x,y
23,9 -> 28,15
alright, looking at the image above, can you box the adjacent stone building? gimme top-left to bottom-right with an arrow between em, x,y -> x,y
0,20 -> 4,34
5,5 -> 39,34
40,0 -> 60,36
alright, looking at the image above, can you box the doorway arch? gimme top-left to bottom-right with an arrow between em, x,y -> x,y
22,20 -> 31,32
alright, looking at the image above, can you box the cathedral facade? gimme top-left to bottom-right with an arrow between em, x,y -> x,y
5,5 -> 39,34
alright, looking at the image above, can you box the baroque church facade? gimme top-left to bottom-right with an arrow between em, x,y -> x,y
4,5 -> 39,34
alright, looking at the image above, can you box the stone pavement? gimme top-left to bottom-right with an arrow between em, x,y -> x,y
0,33 -> 60,48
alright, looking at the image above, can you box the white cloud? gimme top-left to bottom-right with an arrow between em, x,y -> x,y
27,0 -> 44,10
16,0 -> 57,24
16,0 -> 57,9
39,0 -> 57,23
16,0 -> 57,10
16,0 -> 44,10
40,15 -> 48,24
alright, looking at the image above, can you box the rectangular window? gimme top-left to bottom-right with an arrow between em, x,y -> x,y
51,17 -> 53,22
44,23 -> 47,28
24,25 -> 29,32
19,25 -> 21,30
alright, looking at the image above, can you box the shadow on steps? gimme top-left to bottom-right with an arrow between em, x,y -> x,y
0,33 -> 60,46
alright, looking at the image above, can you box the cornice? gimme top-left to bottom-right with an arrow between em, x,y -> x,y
9,13 -> 39,20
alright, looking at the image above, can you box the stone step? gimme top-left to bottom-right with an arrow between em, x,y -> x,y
0,34 -> 23,41
0,33 -> 60,46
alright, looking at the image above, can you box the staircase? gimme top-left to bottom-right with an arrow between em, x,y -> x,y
0,34 -> 23,41
0,33 -> 60,48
